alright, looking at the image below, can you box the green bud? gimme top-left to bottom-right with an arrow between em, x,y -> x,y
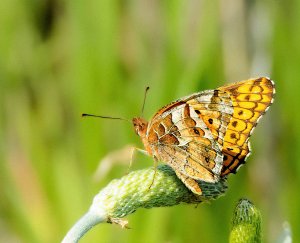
229,199 -> 262,243
63,165 -> 228,242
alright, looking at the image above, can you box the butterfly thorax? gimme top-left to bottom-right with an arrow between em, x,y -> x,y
132,117 -> 153,155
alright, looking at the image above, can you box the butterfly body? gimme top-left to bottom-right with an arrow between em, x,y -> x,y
133,77 -> 275,195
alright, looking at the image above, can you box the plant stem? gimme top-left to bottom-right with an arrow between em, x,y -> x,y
62,210 -> 106,243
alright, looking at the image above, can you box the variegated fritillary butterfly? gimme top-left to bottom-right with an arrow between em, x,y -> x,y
132,77 -> 275,195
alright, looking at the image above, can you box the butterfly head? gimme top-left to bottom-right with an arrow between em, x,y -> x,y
132,117 -> 148,137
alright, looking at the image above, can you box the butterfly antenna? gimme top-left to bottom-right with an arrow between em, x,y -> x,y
141,86 -> 150,117
82,113 -> 130,123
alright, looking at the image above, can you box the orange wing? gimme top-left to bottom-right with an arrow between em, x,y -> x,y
218,77 -> 275,175
142,77 -> 274,195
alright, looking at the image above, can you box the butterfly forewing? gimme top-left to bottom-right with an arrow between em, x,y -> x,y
135,77 -> 275,195
218,77 -> 275,175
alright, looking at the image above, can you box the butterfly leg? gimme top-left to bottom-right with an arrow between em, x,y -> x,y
148,156 -> 159,190
127,147 -> 148,174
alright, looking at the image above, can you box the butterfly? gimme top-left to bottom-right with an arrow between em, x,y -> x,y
132,77 -> 275,195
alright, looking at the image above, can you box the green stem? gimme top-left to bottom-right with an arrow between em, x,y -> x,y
62,211 -> 105,243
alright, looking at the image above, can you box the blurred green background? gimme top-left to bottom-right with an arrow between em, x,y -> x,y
0,0 -> 299,242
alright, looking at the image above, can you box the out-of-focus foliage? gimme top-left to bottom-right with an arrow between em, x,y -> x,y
0,0 -> 298,242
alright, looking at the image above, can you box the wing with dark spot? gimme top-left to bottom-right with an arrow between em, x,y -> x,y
219,77 -> 275,175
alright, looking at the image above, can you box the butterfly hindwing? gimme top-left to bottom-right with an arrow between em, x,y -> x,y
146,91 -> 233,193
